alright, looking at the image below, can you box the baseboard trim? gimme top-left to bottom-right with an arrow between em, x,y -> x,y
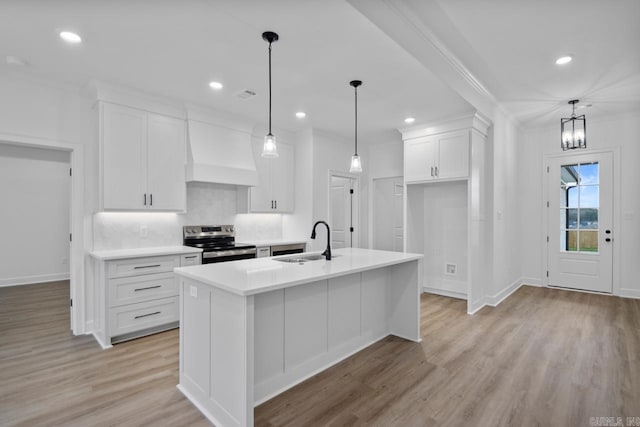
520,277 -> 542,287
487,278 -> 523,307
0,273 -> 70,287
618,289 -> 640,299
422,286 -> 467,300
91,332 -> 113,350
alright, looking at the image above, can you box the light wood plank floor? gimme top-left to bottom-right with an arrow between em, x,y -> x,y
1,281 -> 638,426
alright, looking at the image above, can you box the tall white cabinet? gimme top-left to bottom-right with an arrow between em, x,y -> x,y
99,102 -> 186,211
401,114 -> 490,314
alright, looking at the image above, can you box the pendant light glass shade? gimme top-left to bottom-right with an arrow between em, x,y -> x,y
349,154 -> 362,173
262,31 -> 279,158
349,80 -> 363,173
263,133 -> 278,158
560,99 -> 587,151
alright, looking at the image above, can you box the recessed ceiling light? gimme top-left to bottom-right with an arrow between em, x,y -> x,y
209,81 -> 223,90
404,117 -> 416,124
59,31 -> 82,44
555,55 -> 572,65
295,111 -> 306,119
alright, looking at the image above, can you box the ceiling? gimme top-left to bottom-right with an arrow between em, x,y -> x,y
2,1 -> 637,139
0,0 -> 473,144
426,0 -> 640,126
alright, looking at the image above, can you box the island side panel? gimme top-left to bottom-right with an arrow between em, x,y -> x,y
388,259 -> 422,342
178,277 -> 254,427
254,269 -> 402,404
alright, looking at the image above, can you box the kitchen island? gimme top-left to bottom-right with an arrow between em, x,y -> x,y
174,247 -> 423,427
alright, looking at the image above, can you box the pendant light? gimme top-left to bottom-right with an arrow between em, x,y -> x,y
560,99 -> 587,151
262,31 -> 279,158
349,80 -> 363,173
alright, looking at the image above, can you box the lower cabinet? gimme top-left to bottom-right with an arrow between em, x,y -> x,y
93,251 -> 201,347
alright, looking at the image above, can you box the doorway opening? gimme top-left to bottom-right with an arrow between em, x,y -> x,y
329,172 -> 359,249
0,134 -> 84,335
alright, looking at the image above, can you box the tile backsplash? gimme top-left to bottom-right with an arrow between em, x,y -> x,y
93,182 -> 283,251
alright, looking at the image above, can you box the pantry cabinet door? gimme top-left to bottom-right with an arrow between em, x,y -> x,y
147,113 -> 186,211
101,103 -> 147,210
249,140 -> 274,212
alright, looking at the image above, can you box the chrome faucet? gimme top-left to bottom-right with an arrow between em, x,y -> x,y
310,220 -> 332,260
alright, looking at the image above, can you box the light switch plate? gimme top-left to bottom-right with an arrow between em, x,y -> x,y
190,285 -> 197,297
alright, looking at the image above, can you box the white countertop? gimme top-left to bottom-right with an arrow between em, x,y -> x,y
245,239 -> 307,247
174,247 -> 423,296
89,245 -> 203,261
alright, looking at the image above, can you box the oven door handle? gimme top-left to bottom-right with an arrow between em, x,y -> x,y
203,248 -> 257,259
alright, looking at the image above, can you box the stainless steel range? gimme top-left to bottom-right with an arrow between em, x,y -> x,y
183,225 -> 256,264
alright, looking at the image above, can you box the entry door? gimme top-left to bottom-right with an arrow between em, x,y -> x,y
330,176 -> 354,248
373,177 -> 404,252
547,152 -> 613,293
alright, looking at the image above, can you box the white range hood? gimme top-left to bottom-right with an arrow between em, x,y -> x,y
186,111 -> 258,187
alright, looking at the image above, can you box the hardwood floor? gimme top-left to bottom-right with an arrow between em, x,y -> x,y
1,282 -> 638,426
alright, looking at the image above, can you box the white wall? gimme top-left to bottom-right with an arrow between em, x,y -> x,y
487,109 -> 521,299
0,144 -> 71,285
519,112 -> 640,298
367,137 -> 404,179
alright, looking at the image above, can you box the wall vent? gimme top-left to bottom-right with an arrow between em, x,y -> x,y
235,89 -> 257,100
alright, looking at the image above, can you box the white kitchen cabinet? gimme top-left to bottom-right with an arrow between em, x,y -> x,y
100,102 -> 186,211
249,141 -> 294,212
404,130 -> 468,183
91,248 -> 202,348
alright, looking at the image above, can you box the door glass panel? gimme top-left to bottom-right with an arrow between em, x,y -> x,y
579,186 -> 599,208
560,161 -> 599,253
579,163 -> 599,184
566,209 -> 578,229
566,230 -> 578,251
579,231 -> 598,252
580,208 -> 598,229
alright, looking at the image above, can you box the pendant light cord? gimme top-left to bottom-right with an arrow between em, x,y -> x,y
354,85 -> 358,156
268,41 -> 272,135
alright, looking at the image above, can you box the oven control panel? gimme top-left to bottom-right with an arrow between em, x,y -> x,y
183,225 -> 235,238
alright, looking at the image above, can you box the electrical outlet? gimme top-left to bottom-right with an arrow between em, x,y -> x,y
190,285 -> 197,298
446,263 -> 457,275
140,225 -> 148,238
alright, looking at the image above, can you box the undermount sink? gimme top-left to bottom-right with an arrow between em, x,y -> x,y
274,254 -> 338,263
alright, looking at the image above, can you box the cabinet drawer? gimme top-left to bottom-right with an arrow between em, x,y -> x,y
107,255 -> 180,278
256,247 -> 271,258
109,296 -> 178,338
180,253 -> 202,266
108,272 -> 178,308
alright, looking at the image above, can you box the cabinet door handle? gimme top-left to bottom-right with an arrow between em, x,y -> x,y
134,285 -> 161,292
271,200 -> 274,209
430,167 -> 434,177
134,264 -> 161,269
150,194 -> 153,206
184,255 -> 197,259
435,166 -> 438,177
144,193 -> 147,206
275,200 -> 277,209
134,311 -> 161,319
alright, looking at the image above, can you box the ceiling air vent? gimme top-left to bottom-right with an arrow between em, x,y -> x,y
235,89 -> 257,100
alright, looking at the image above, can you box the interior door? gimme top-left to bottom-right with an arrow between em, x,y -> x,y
547,152 -> 613,293
330,176 -> 353,249
373,177 -> 404,252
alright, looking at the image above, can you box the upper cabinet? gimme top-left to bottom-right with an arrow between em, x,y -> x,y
404,130 -> 469,184
247,140 -> 294,213
100,102 -> 186,211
